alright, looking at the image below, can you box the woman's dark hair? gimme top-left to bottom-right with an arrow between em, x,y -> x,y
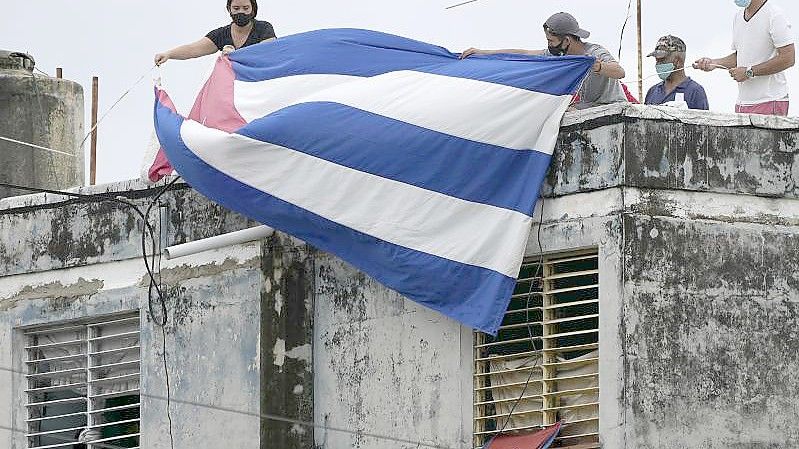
226,0 -> 258,16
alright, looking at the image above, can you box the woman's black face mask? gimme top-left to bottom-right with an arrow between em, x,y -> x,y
548,37 -> 570,57
232,12 -> 253,27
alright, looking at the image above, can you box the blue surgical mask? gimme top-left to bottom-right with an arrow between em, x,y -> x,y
734,0 -> 752,7
655,63 -> 675,80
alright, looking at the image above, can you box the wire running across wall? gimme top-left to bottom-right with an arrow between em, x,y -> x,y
0,179 -> 179,449
0,365 -> 455,449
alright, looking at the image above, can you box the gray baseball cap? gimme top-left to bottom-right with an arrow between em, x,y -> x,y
543,12 -> 590,39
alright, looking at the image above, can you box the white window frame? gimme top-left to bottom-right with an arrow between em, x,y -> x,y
473,250 -> 600,448
23,313 -> 141,449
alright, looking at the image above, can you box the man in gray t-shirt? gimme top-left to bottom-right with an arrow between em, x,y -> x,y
462,12 -> 628,109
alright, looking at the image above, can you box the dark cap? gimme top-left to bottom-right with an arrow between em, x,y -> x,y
543,12 -> 590,39
647,35 -> 686,58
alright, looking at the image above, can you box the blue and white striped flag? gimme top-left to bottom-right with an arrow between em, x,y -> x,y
153,28 -> 592,334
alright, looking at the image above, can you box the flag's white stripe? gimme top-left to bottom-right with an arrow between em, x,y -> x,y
234,71 -> 571,154
233,73 -> 361,125
180,119 -> 531,277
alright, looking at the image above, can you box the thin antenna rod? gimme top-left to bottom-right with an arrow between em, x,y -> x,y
446,0 -> 480,9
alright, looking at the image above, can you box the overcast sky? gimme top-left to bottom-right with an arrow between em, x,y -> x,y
2,0 -> 798,184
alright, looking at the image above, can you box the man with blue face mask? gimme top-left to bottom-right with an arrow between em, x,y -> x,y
645,35 -> 709,110
694,0 -> 795,116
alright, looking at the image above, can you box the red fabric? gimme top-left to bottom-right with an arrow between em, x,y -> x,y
572,82 -> 638,107
484,422 -> 562,449
148,56 -> 248,182
735,100 -> 789,116
621,82 -> 639,104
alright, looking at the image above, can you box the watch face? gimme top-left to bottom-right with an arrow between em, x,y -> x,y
746,69 -> 754,78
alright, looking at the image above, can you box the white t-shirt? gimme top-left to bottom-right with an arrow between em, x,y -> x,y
732,1 -> 794,105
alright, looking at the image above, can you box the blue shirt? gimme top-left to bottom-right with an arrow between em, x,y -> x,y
644,77 -> 709,110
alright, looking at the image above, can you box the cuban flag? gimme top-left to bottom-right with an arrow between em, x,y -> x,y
153,28 -> 592,334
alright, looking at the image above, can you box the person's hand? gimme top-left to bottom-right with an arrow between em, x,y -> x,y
460,48 -> 484,59
154,52 -> 170,66
729,66 -> 750,82
222,45 -> 235,55
592,60 -> 602,73
692,57 -> 715,72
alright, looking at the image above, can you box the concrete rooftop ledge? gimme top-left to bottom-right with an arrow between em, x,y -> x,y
3,104 -> 799,211
549,104 -> 799,200
562,103 -> 799,130
0,176 -> 185,212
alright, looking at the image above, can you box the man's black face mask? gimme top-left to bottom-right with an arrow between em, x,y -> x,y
548,38 -> 570,57
232,12 -> 253,27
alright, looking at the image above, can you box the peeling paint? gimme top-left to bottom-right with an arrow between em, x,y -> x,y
273,338 -> 286,367
285,343 -> 311,364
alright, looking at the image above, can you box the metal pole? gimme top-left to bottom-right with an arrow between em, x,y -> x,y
90,76 -> 98,185
637,0 -> 643,101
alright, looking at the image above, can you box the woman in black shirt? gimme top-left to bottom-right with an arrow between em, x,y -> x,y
154,0 -> 276,66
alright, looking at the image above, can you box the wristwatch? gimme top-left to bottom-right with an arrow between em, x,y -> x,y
745,67 -> 755,79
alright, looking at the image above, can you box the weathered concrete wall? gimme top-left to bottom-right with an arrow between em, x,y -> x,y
621,213 -> 799,448
0,179 -> 258,277
260,233 -> 314,448
547,104 -> 799,199
313,252 -> 473,449
548,105 -> 799,448
0,56 -> 85,199
3,105 -> 799,449
0,179 -> 268,449
141,243 -> 263,449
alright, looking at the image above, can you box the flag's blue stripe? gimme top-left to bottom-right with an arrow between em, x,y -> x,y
155,98 -> 513,334
230,28 -> 593,96
236,101 -> 551,216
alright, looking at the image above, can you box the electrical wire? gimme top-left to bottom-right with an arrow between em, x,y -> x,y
0,135 -> 76,157
77,66 -> 157,151
483,196 -> 547,445
1,177 -> 179,449
623,63 -> 732,86
0,366 -> 455,449
139,176 -> 182,449
141,176 -> 182,327
33,67 -> 51,77
0,180 -> 453,449
0,424 -> 128,449
0,65 -> 155,159
618,0 -> 635,59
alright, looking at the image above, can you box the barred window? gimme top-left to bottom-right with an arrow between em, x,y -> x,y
24,313 -> 141,449
474,251 -> 599,448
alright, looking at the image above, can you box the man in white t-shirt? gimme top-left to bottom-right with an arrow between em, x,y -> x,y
694,0 -> 795,116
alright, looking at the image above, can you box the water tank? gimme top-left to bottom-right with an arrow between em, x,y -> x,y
0,50 -> 84,200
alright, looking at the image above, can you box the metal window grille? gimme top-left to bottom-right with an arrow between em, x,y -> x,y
473,251 -> 599,448
24,313 -> 141,449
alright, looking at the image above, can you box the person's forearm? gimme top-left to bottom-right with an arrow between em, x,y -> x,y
166,44 -> 209,60
752,45 -> 795,76
713,53 -> 738,69
597,61 -> 625,79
